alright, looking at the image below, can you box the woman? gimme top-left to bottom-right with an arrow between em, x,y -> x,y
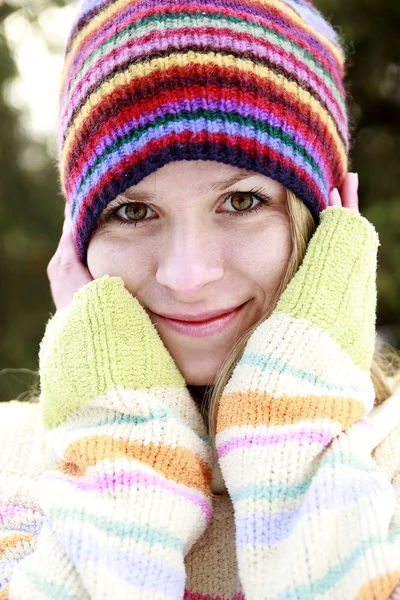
1,0 -> 400,598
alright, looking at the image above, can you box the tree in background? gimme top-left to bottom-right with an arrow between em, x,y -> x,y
0,0 -> 67,401
0,0 -> 399,401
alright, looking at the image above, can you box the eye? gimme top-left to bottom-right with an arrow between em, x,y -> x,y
97,186 -> 273,230
100,201 -> 156,228
219,188 -> 272,217
223,191 -> 260,212
117,203 -> 150,222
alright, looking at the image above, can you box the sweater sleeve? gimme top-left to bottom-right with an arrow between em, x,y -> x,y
216,206 -> 400,600
0,401 -> 45,596
6,276 -> 213,600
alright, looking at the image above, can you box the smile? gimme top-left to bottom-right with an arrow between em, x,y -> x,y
152,301 -> 249,337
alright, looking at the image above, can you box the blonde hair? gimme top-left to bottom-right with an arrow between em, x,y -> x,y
202,191 -> 400,472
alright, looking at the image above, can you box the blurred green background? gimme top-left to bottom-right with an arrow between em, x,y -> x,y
0,0 -> 399,401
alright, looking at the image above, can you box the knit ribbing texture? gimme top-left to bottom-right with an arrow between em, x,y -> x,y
58,0 -> 350,264
3,208 -> 400,599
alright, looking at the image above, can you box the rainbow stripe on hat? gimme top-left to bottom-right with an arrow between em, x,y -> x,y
58,0 -> 349,264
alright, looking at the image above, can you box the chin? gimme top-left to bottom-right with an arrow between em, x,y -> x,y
174,353 -> 223,386
179,367 -> 217,386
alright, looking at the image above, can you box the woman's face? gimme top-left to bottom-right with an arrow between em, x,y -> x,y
87,160 -> 292,385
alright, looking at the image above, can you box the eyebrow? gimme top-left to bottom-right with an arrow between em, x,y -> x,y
118,169 -> 258,202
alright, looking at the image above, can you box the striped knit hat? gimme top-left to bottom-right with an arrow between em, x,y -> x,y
58,0 -> 350,265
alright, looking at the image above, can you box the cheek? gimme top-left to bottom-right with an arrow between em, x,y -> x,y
228,220 -> 292,295
86,235 -> 153,290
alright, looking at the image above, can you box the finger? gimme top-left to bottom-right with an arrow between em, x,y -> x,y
59,228 -> 79,260
329,187 -> 342,207
58,219 -> 80,263
339,173 -> 359,213
63,203 -> 73,235
62,205 -> 74,236
62,216 -> 70,236
64,202 -> 72,221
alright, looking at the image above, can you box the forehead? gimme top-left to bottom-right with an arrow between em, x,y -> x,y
143,166 -> 258,193
121,161 -> 283,200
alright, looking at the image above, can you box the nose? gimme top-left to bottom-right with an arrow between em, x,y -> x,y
156,225 -> 223,295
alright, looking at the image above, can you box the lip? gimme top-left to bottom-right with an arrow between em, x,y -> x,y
152,301 -> 249,337
157,304 -> 247,323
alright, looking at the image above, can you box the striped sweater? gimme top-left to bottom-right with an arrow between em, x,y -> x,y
1,206 -> 400,599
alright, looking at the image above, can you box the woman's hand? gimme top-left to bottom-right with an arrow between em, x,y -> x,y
328,172 -> 359,212
47,203 -> 93,311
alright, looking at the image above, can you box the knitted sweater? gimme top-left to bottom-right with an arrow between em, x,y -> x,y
1,207 -> 400,599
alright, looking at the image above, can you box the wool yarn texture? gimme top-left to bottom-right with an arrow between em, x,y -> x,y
58,0 -> 350,264
3,208 -> 400,599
